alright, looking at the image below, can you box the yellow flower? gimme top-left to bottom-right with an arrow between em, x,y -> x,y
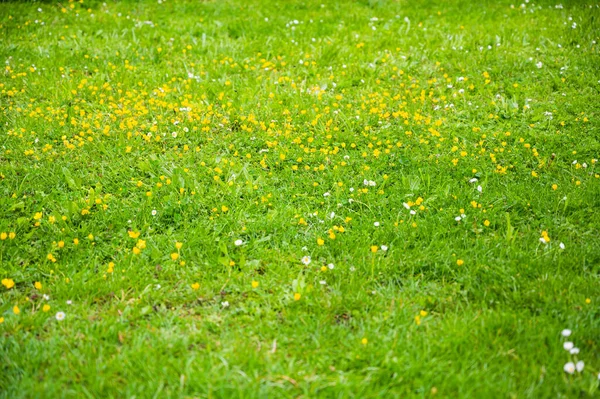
483,220 -> 490,227
221,205 -> 229,212
0,232 -> 6,240
191,282 -> 200,290
170,253 -> 179,260
132,247 -> 141,255
73,238 -> 79,245
370,245 -> 378,253
58,241 -> 65,248
13,305 -> 20,315
42,304 -> 50,312
34,281 -> 42,290
251,281 -> 259,288
0,317 -> 4,323
552,184 -> 558,190
456,259 -> 464,266
136,239 -> 146,249
128,231 -> 140,239
317,238 -> 325,246
2,278 -> 15,289
175,242 -> 183,250
294,293 -> 301,301
34,212 -> 43,220
361,338 -> 368,345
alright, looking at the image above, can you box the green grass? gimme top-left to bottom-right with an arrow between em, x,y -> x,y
1,0 -> 599,397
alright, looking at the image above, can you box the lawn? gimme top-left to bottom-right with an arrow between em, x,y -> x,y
0,0 -> 599,397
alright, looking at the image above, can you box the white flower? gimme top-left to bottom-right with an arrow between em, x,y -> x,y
221,301 -> 230,308
410,210 -> 416,215
55,312 -> 66,321
349,187 -> 354,192
155,284 -> 161,289
329,212 -> 335,219
477,185 -> 482,193
323,192 -> 330,197
570,347 -> 580,355
559,242 -> 565,250
469,178 -> 478,183
349,266 -> 356,272
536,61 -> 543,68
363,179 -> 369,186
576,361 -> 584,372
455,216 -> 462,222
171,132 -> 177,138
561,329 -> 572,337
564,362 -> 575,374
563,341 -> 574,351
66,300 -> 72,305
380,245 -> 388,251
151,209 -> 157,216
319,280 -> 327,285
43,294 -> 50,300
374,222 -> 380,227
234,239 -> 243,246
327,263 -> 335,270
368,180 -> 376,187
301,256 -> 311,265
403,203 -> 410,210
539,237 -> 547,244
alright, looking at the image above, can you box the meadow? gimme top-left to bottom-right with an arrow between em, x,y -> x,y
0,0 -> 599,397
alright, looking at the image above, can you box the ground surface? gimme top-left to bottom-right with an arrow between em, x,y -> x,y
0,0 -> 599,397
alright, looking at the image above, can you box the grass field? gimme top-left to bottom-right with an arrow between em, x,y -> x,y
1,0 -> 599,397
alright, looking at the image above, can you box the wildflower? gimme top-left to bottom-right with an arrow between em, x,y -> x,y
563,341 -> 574,351
327,263 -> 335,270
561,329 -> 572,337
55,311 -> 66,321
251,281 -> 259,288
317,238 -> 325,246
170,253 -> 179,260
559,242 -> 565,250
374,222 -> 380,227
570,347 -> 580,355
234,239 -> 244,246
221,301 -> 230,308
301,256 -> 311,265
66,300 -> 72,305
191,282 -> 200,290
361,338 -> 368,345
34,281 -> 42,290
175,242 -> 183,250
294,293 -> 301,301
42,304 -> 50,312
370,246 -> 378,253
564,362 -> 575,374
151,210 -> 157,216
2,278 -> 15,289
576,361 -> 584,372
456,259 -> 464,266
13,305 -> 20,315
380,245 -> 388,251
